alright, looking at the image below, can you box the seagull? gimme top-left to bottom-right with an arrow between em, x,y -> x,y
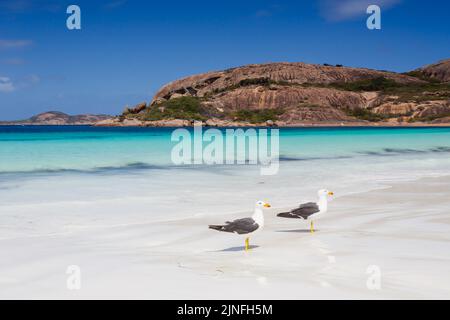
277,189 -> 334,233
209,200 -> 271,251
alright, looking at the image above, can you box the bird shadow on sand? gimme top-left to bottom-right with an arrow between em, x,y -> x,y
214,245 -> 260,252
275,229 -> 320,233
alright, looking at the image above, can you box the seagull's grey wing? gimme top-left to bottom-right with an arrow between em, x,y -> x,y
226,218 -> 259,234
209,218 -> 259,235
277,202 -> 320,219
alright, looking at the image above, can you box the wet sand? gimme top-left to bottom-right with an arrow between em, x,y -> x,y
1,176 -> 450,299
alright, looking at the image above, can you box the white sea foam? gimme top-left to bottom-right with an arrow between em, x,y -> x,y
1,151 -> 449,239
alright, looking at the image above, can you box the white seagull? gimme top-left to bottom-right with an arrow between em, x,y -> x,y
209,200 -> 271,251
277,189 -> 334,233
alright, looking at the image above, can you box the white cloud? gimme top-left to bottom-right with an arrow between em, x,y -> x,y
0,39 -> 33,49
318,0 -> 402,21
0,74 -> 41,93
0,77 -> 15,93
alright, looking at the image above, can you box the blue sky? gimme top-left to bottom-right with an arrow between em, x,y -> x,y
0,0 -> 449,120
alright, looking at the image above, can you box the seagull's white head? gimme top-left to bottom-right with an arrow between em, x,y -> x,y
318,189 -> 334,198
256,200 -> 271,209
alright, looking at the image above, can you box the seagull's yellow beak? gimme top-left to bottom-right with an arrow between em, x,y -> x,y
328,191 -> 334,196
263,203 -> 271,208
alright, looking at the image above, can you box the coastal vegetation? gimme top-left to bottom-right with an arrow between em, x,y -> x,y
140,97 -> 207,121
298,77 -> 450,103
329,76 -> 401,91
330,77 -> 450,103
135,96 -> 285,124
404,70 -> 441,82
343,107 -> 388,122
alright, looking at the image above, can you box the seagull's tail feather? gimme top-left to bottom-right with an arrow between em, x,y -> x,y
209,225 -> 226,232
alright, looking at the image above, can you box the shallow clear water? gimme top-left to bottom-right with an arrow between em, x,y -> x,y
1,125 -> 450,172
1,126 -> 450,238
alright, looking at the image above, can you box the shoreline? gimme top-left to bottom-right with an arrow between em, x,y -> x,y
94,117 -> 450,128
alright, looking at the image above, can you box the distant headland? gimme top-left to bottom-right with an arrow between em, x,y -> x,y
0,111 -> 112,126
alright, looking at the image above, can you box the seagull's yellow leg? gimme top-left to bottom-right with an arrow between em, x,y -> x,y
245,238 -> 249,251
310,221 -> 314,233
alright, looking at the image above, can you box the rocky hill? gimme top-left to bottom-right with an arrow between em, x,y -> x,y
1,111 -> 112,125
98,60 -> 450,127
414,59 -> 450,83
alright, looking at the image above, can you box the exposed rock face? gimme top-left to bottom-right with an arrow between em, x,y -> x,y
202,85 -> 364,121
414,101 -> 450,118
123,102 -> 147,115
372,102 -> 417,115
373,101 -> 450,119
418,59 -> 450,82
1,111 -> 112,125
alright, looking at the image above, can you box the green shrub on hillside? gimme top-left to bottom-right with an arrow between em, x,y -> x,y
142,97 -> 207,121
331,77 -> 449,102
331,77 -> 401,91
383,82 -> 450,102
403,71 -> 441,83
343,107 -> 388,122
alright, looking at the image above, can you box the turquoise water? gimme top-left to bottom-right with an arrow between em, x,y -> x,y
1,125 -> 450,237
1,126 -> 450,173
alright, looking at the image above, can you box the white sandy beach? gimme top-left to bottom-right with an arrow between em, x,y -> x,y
1,176 -> 449,299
